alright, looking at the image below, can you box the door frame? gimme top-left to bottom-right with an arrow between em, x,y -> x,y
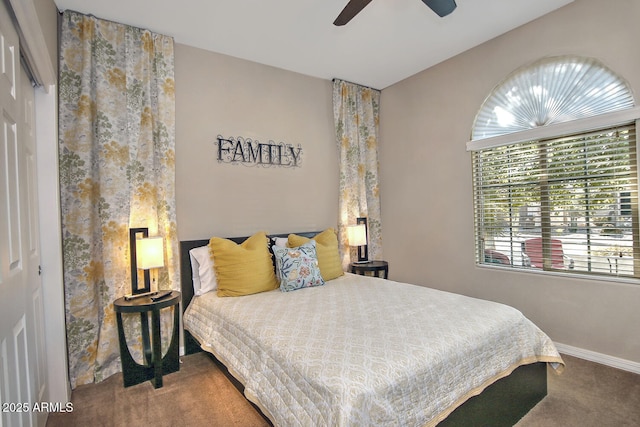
7,0 -> 70,403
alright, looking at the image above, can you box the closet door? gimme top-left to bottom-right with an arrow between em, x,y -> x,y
0,1 -> 47,425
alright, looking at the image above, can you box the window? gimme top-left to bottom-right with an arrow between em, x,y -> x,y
470,56 -> 640,279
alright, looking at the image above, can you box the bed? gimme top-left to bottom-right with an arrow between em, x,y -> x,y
180,231 -> 564,426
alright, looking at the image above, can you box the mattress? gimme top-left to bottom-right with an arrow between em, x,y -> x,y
184,273 -> 564,427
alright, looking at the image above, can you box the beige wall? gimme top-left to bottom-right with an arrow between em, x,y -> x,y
175,44 -> 338,240
379,0 -> 640,363
34,0 -> 58,75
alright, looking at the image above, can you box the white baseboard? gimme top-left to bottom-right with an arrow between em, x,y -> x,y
554,342 -> 640,375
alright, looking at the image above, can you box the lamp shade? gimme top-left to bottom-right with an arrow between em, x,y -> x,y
136,236 -> 165,269
347,224 -> 367,247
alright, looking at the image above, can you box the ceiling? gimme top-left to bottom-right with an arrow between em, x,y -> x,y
53,0 -> 574,89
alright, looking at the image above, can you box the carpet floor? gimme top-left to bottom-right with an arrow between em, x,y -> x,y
46,353 -> 639,427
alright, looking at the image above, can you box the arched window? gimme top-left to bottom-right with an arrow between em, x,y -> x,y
472,56 -> 634,140
469,56 -> 640,280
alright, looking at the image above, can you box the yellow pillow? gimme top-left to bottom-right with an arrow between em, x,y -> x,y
288,228 -> 344,281
210,231 -> 278,297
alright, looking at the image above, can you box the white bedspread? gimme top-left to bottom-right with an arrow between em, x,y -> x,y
184,273 -> 563,427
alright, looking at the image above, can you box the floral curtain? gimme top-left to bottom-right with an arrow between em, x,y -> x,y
59,11 -> 177,387
332,79 -> 383,267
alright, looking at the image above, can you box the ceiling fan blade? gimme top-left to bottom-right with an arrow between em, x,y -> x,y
421,0 -> 457,17
333,0 -> 374,26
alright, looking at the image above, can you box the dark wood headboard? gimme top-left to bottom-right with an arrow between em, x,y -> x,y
179,231 -> 321,313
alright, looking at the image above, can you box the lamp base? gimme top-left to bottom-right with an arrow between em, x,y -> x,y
351,260 -> 370,264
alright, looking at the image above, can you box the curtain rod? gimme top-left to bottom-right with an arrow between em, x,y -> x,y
332,78 -> 380,92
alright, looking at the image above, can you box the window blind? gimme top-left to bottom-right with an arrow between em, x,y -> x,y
473,123 -> 640,278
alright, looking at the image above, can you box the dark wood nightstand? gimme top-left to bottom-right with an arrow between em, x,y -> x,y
113,291 -> 181,388
349,260 -> 389,279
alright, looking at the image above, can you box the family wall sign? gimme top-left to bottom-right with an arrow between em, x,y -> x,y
214,135 -> 303,168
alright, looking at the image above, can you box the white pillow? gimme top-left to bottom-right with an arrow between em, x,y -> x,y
272,237 -> 288,248
270,237 -> 289,281
189,245 -> 217,295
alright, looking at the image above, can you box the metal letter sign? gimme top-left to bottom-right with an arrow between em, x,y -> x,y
214,135 -> 303,168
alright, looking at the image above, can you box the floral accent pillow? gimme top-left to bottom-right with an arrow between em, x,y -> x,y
273,240 -> 325,292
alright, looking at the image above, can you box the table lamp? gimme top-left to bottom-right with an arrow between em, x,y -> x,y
128,228 -> 164,299
347,217 -> 368,263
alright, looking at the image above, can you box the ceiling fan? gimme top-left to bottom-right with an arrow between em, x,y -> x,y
333,0 -> 457,26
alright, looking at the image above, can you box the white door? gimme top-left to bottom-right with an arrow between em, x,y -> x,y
0,2 -> 48,426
